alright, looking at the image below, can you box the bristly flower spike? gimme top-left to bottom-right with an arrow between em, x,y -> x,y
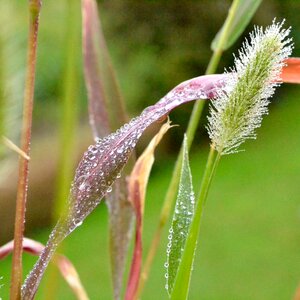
207,20 -> 293,155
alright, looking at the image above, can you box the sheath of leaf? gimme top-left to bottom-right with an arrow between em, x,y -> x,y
21,73 -> 227,299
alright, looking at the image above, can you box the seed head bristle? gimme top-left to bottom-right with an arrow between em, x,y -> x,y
207,20 -> 293,155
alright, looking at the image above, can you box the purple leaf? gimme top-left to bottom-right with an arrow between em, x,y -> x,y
21,73 -> 228,299
82,0 -> 135,298
106,180 -> 135,300
82,0 -> 128,138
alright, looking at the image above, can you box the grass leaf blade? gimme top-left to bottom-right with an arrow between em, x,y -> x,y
82,0 -> 127,138
170,149 -> 220,300
211,0 -> 262,51
166,135 -> 195,297
106,183 -> 134,300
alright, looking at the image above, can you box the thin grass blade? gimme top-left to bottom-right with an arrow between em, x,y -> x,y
125,120 -> 173,300
211,0 -> 262,51
165,135 -> 195,297
82,0 -> 127,137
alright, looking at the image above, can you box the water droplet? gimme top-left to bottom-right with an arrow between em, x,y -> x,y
76,220 -> 83,227
117,147 -> 123,154
79,183 -> 85,191
88,154 -> 96,161
88,145 -> 98,154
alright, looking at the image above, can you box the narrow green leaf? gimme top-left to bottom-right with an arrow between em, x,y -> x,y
211,0 -> 262,51
170,149 -> 220,300
165,135 -> 195,297
54,0 -> 80,220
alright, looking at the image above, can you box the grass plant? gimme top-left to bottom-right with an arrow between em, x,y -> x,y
0,1 -> 298,300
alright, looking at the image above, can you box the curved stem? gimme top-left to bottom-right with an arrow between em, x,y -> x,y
10,1 -> 41,299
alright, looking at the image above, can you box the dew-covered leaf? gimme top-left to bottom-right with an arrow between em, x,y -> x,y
165,135 -> 195,297
0,238 -> 89,300
281,57 -> 300,84
82,1 -> 134,298
211,0 -> 262,51
125,120 -> 173,300
21,73 -> 228,299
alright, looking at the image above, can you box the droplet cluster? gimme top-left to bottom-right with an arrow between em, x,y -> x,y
68,74 -> 223,230
165,136 -> 195,295
157,74 -> 227,112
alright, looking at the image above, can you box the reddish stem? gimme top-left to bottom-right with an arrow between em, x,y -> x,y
10,1 -> 41,299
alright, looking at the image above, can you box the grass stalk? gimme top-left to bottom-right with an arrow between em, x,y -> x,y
170,147 -> 220,299
10,1 -> 41,299
137,0 -> 240,296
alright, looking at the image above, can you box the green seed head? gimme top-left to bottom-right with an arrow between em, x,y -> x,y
207,20 -> 293,155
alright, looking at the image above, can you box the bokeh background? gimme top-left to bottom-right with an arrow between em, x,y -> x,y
1,0 -> 300,299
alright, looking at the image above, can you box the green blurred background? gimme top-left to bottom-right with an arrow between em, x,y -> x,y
0,0 -> 300,299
